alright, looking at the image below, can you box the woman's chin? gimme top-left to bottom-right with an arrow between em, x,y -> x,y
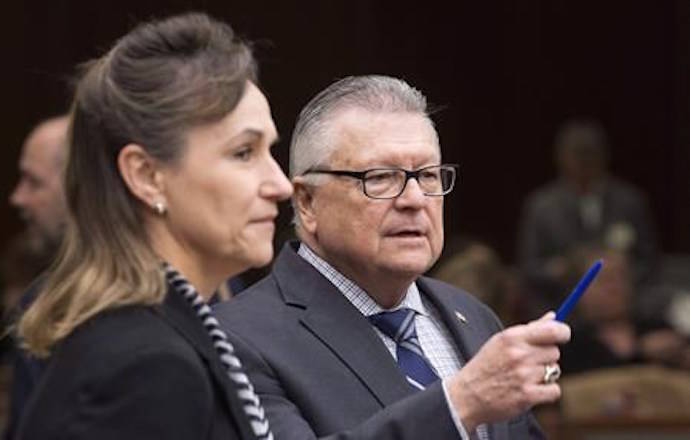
217,241 -> 275,274
246,246 -> 275,270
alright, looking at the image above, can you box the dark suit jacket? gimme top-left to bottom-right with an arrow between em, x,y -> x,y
214,243 -> 544,440
5,277 -> 46,440
16,286 -> 258,440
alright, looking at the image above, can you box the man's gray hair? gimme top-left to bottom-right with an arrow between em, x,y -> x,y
289,75 -> 437,179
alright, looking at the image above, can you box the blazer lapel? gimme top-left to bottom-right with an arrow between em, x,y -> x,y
273,243 -> 413,407
154,287 -> 258,440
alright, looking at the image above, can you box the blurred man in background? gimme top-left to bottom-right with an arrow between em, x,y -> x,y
517,119 -> 658,318
9,115 -> 70,266
2,115 -> 69,439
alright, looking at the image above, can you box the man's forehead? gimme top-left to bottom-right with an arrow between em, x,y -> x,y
21,138 -> 59,168
22,122 -> 67,162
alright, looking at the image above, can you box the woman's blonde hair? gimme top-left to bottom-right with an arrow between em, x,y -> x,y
18,12 -> 256,357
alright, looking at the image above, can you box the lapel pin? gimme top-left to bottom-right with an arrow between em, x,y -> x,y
455,311 -> 467,324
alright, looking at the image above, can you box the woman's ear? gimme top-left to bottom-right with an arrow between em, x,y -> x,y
117,144 -> 166,212
293,178 -> 318,234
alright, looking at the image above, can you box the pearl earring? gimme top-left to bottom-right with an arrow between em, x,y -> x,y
153,201 -> 166,215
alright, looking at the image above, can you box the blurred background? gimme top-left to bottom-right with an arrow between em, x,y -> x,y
3,0 -> 690,258
2,1 -> 690,439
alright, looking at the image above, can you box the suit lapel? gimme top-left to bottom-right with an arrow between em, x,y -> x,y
154,287 -> 257,440
273,244 -> 413,406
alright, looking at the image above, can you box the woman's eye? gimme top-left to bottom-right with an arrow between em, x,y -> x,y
233,146 -> 253,161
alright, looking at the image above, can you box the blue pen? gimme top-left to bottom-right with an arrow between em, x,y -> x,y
555,259 -> 604,322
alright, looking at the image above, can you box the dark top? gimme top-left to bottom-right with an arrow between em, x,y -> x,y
4,278 -> 46,440
16,286 -> 257,440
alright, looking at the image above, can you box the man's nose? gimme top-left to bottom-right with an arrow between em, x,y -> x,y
9,181 -> 26,207
394,177 -> 426,207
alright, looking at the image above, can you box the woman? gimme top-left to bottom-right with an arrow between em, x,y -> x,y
16,12 -> 292,440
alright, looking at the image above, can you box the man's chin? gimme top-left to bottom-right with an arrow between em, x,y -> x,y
25,235 -> 44,253
383,255 -> 434,278
25,233 -> 59,261
382,241 -> 436,267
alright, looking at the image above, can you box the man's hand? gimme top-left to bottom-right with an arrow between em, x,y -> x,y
446,312 -> 571,431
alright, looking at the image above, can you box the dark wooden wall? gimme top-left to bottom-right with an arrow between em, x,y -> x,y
2,1 -> 688,262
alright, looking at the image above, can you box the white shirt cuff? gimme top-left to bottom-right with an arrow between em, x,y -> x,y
442,378 -> 471,440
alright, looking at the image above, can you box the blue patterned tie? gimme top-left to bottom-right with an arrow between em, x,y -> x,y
369,308 -> 439,390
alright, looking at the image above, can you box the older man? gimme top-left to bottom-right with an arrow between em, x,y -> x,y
215,76 -> 569,440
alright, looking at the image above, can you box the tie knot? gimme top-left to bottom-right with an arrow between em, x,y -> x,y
369,308 -> 417,344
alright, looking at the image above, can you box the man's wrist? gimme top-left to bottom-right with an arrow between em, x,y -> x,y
441,378 -> 472,440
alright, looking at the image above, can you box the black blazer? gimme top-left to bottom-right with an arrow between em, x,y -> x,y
214,242 -> 544,440
16,286 -> 258,440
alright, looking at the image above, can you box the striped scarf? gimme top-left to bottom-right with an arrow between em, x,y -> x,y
164,264 -> 273,440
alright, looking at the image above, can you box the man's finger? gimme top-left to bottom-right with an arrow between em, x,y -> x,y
524,382 -> 562,405
524,320 -> 571,345
537,311 -> 556,321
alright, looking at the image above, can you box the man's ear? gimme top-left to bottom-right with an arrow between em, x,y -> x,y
293,178 -> 318,234
117,144 -> 166,210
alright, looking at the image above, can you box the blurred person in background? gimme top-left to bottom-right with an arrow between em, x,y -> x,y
517,119 -> 658,318
559,247 -> 690,375
8,116 -> 70,270
431,236 -> 527,325
0,236 -> 50,323
2,115 -> 69,439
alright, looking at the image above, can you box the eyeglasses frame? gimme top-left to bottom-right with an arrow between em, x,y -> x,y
302,163 -> 459,199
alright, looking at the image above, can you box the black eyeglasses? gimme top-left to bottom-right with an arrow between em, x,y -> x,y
302,164 -> 459,199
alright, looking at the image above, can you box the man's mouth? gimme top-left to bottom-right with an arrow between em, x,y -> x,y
388,228 -> 425,238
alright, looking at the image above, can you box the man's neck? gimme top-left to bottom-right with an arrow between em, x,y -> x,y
298,239 -> 415,309
351,274 -> 413,309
